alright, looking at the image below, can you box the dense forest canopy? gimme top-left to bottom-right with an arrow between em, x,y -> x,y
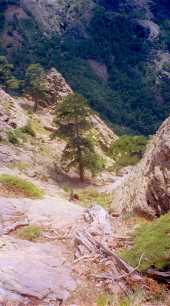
0,0 -> 170,135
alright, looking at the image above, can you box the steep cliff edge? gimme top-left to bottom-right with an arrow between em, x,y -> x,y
112,116 -> 170,217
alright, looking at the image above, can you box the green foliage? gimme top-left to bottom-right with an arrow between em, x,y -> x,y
9,161 -> 29,171
8,128 -> 27,144
16,225 -> 41,241
55,93 -> 103,181
2,1 -> 170,134
109,135 -> 147,171
0,56 -> 20,92
25,64 -> 48,112
77,189 -> 112,209
22,121 -> 36,137
121,212 -> 170,271
96,294 -> 112,306
0,174 -> 44,199
7,120 -> 39,144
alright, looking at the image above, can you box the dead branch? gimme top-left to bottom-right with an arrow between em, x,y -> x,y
147,268 -> 170,283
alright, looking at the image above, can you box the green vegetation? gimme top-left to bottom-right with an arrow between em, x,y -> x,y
96,287 -> 166,306
54,93 -> 104,181
96,294 -> 112,306
9,161 -> 29,171
76,189 -> 112,209
0,56 -> 20,92
7,117 -> 44,144
121,212 -> 170,272
16,225 -> 42,241
109,135 -> 147,171
0,174 -> 44,199
25,64 -> 48,112
8,128 -> 27,144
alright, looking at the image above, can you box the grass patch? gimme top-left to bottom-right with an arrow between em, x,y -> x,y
9,161 -> 30,171
26,116 -> 47,136
8,128 -> 27,144
0,174 -> 44,199
77,189 -> 112,209
96,287 -> 167,306
16,225 -> 42,241
8,117 -> 46,145
120,212 -> 170,272
96,294 -> 112,306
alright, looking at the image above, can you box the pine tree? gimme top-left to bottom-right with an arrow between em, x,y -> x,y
0,56 -> 20,92
55,93 -> 103,182
25,64 -> 48,112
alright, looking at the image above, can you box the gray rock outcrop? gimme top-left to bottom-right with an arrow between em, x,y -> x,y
0,89 -> 27,139
0,236 -> 76,305
45,68 -> 73,104
0,195 -> 83,304
21,0 -> 95,35
112,116 -> 170,217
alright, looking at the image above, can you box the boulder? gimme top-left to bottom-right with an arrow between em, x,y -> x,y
112,116 -> 170,217
0,236 -> 76,304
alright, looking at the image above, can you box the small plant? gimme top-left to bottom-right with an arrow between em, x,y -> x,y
0,174 -> 44,199
23,117 -> 47,137
96,294 -> 112,306
63,184 -> 70,193
16,225 -> 41,241
109,135 -> 147,171
9,161 -> 29,171
8,128 -> 27,144
120,212 -> 170,272
22,120 -> 36,137
77,189 -> 112,209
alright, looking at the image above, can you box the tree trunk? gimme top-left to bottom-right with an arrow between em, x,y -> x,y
33,98 -> 38,112
79,160 -> 84,183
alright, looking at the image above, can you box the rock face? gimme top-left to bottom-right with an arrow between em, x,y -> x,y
45,68 -> 73,104
0,195 -> 83,235
0,195 -> 82,304
0,236 -> 76,305
39,68 -> 118,149
20,0 -> 94,35
112,116 -> 170,217
91,114 -> 118,149
0,89 -> 27,139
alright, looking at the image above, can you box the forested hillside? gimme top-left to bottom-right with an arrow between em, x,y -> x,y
0,0 -> 170,135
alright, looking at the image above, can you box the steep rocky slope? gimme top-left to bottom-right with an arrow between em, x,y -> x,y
0,68 -> 117,177
112,115 -> 170,217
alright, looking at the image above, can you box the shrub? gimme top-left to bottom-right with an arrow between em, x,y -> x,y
8,128 -> 27,144
9,161 -> 29,171
77,189 -> 112,209
0,174 -> 44,199
109,135 -> 147,171
16,225 -> 41,241
22,120 -> 36,137
23,117 -> 46,137
120,212 -> 170,271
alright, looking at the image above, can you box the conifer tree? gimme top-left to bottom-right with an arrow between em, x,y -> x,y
0,56 -> 20,92
25,64 -> 48,112
55,93 -> 104,182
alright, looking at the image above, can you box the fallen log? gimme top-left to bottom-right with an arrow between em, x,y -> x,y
147,268 -> 170,283
75,230 -> 141,275
44,125 -> 58,132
